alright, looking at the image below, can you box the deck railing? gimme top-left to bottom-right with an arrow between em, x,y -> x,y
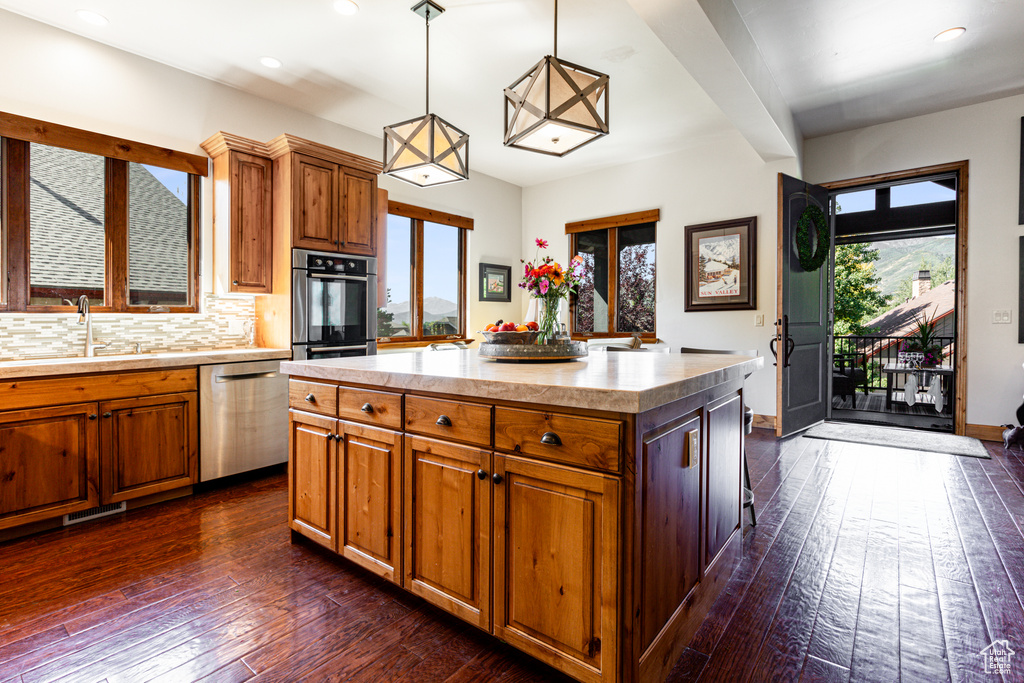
833,335 -> 956,392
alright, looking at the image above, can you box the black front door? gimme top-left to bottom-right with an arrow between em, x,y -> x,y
776,173 -> 831,437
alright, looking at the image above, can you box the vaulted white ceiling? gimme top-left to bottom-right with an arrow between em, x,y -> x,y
1,0 -> 1021,187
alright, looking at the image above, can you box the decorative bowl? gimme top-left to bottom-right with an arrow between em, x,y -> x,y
478,330 -> 541,345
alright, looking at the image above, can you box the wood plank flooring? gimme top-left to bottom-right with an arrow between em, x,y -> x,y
1,429 -> 1023,682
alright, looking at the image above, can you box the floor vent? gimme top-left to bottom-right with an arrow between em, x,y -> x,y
63,502 -> 126,526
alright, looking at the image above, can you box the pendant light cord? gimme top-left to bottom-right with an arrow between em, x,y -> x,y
425,7 -> 431,114
553,0 -> 558,58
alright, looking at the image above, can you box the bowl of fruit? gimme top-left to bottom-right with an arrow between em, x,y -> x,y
479,320 -> 541,345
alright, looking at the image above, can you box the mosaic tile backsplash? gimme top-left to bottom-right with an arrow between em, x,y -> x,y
0,294 -> 256,361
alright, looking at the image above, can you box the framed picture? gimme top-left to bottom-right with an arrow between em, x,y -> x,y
684,216 -> 757,311
479,263 -> 512,302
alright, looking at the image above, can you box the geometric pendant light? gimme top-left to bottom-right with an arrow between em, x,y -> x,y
383,0 -> 470,187
503,0 -> 609,156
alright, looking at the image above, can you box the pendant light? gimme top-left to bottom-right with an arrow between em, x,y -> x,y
383,0 -> 469,187
503,0 -> 609,156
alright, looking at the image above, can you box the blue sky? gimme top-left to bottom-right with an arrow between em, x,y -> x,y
143,164 -> 188,202
836,180 -> 954,214
385,215 -> 458,305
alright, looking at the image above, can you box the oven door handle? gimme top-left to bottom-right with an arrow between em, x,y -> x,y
308,273 -> 369,281
308,345 -> 369,352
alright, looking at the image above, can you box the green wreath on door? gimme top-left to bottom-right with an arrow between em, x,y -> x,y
796,205 -> 829,271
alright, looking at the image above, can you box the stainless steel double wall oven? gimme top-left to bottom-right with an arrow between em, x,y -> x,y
292,249 -> 377,360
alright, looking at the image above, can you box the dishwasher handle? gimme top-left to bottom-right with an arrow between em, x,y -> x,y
214,371 -> 279,383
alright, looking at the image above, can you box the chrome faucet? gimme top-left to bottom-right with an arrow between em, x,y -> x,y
75,295 -> 108,357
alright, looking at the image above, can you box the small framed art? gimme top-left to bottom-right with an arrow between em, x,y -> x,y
479,263 -> 512,302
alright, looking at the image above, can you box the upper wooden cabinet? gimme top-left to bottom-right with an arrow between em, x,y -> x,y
201,133 -> 274,294
269,134 -> 382,257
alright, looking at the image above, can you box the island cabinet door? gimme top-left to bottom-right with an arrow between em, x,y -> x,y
493,455 -> 619,683
337,420 -> 402,583
0,404 -> 100,531
403,436 -> 491,630
288,409 -> 337,550
704,393 -> 743,568
99,393 -> 197,505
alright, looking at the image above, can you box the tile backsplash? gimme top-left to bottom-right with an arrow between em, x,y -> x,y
0,294 -> 256,361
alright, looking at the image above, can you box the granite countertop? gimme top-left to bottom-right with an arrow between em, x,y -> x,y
282,350 -> 763,414
0,348 -> 291,380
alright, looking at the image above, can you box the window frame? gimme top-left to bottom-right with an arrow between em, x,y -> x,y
378,200 -> 472,348
0,111 -> 206,313
567,209 -> 659,341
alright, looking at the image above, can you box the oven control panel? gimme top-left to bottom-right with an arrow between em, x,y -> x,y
306,254 -> 369,276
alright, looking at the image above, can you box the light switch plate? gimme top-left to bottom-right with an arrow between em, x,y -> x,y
754,314 -> 764,327
993,309 -> 1012,324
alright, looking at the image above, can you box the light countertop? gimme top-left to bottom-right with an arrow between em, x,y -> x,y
0,348 -> 291,380
282,350 -> 763,414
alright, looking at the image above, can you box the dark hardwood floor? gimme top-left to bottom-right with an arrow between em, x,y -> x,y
1,429 -> 1023,682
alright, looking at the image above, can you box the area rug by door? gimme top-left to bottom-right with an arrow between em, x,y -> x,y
803,422 -> 990,458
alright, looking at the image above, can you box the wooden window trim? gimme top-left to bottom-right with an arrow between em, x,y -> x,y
565,209 -> 660,235
2,117 -> 204,314
378,201 -> 468,346
567,213 -> 658,340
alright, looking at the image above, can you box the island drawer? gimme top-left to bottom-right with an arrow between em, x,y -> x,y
494,407 -> 621,473
337,386 -> 402,429
405,396 -> 492,447
288,379 -> 337,416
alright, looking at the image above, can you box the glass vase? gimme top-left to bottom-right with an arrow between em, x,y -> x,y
537,295 -> 561,344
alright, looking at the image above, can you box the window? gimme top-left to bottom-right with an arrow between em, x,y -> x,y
378,201 -> 472,345
568,210 -> 658,339
0,112 -> 205,312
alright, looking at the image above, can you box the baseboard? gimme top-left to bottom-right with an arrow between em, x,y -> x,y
753,414 -> 775,430
965,423 -> 1006,442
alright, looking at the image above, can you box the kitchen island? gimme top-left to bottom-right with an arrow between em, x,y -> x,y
281,350 -> 762,683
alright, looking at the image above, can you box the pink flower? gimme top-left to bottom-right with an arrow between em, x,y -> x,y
535,238 -> 549,249
539,279 -> 549,295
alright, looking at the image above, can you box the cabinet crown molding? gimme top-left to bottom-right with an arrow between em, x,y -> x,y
199,131 -> 271,158
267,133 -> 382,174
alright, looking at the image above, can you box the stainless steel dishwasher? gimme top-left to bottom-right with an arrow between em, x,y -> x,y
199,359 -> 288,481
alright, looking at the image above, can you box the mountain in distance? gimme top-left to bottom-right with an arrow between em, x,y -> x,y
385,296 -> 457,323
697,236 -> 740,266
867,235 -> 955,296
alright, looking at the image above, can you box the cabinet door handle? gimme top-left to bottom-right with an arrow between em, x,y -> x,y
361,403 -> 374,414
492,472 -> 503,485
102,412 -> 112,418
540,431 -> 562,446
476,469 -> 487,480
305,393 -> 316,403
232,280 -> 239,286
436,415 -> 452,427
88,413 -> 97,420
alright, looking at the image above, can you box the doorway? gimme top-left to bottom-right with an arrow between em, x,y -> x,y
775,162 -> 968,438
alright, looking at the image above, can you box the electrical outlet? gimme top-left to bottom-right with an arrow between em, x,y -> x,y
754,314 -> 764,327
993,309 -> 1012,324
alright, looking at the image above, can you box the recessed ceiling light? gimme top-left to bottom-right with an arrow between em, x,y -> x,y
333,0 -> 359,16
260,56 -> 282,69
76,9 -> 109,26
934,27 -> 966,42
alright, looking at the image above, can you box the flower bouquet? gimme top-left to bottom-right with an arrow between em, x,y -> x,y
520,238 -> 589,344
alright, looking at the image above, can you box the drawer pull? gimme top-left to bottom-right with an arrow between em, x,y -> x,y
102,412 -> 112,418
88,413 -> 97,420
540,431 -> 562,446
305,393 -> 316,403
477,469 -> 487,480
492,472 -> 503,485
436,415 -> 452,427
360,402 -> 374,414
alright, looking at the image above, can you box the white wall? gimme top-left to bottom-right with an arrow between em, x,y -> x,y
804,94 -> 1024,429
523,131 -> 800,417
0,10 -> 523,338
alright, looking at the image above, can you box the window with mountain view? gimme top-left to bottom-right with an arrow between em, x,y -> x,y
378,201 -> 471,345
571,219 -> 657,338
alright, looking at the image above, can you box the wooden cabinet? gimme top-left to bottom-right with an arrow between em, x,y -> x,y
404,435 -> 491,629
288,409 -> 337,550
269,134 -> 380,257
100,392 -> 197,504
705,394 -> 742,566
493,454 -> 619,683
0,404 -> 100,530
0,369 -> 199,532
201,132 -> 274,294
337,420 -> 402,582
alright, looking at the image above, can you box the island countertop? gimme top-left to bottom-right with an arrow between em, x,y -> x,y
281,349 -> 763,414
